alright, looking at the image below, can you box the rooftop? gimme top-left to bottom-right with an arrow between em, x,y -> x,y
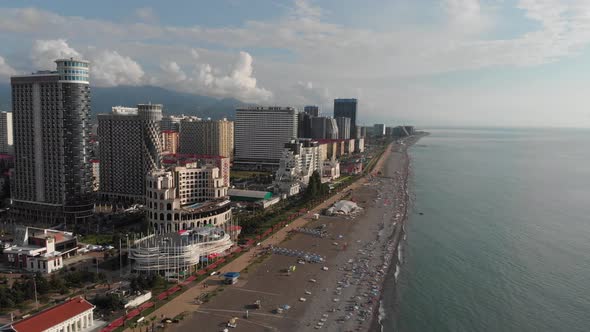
12,297 -> 94,332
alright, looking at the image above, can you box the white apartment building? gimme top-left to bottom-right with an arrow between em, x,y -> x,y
274,139 -> 323,197
323,159 -> 341,180
0,111 -> 13,155
234,107 -> 298,170
146,163 -> 231,233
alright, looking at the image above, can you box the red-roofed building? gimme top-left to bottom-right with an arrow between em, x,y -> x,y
2,226 -> 78,274
9,297 -> 96,332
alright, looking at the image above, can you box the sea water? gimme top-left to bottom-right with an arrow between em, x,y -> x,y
382,128 -> 590,332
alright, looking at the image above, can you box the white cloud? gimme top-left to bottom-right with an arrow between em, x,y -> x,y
201,51 -> 272,102
135,7 -> 157,21
292,81 -> 331,109
160,61 -> 187,82
445,0 -> 491,34
31,39 -> 81,69
5,1 -> 590,125
30,39 -> 145,87
293,0 -> 322,19
190,48 -> 200,60
90,50 -> 145,87
0,56 -> 17,77
158,51 -> 272,103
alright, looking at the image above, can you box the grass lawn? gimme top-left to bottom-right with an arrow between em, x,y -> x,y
79,234 -> 114,245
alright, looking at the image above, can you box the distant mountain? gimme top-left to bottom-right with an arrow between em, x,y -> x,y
0,84 -> 250,119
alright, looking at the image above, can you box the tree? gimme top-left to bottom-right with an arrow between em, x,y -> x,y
92,293 -> 123,311
304,171 -> 322,201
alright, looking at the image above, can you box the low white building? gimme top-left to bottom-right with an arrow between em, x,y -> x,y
2,226 -> 77,274
9,297 -> 96,332
274,139 -> 322,197
323,159 -> 341,180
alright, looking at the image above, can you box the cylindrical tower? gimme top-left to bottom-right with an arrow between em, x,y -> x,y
57,58 -> 94,224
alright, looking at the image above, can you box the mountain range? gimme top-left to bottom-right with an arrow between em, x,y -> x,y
0,84 -> 249,119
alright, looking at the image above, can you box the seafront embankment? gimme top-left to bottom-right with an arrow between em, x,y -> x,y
170,134 -> 424,331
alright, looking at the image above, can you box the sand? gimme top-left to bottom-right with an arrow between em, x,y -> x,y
165,135 -> 422,332
130,144 -> 395,332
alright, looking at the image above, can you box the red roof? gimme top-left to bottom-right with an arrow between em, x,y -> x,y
13,297 -> 94,332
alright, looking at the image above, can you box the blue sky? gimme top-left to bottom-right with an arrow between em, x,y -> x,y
1,0 -> 590,127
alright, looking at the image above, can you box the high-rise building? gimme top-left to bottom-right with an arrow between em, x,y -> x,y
385,126 -> 394,137
0,111 -> 14,155
179,118 -> 234,159
234,107 -> 298,170
359,126 -> 367,139
161,130 -> 179,154
335,117 -> 351,139
160,115 -> 198,131
311,117 -> 339,139
97,104 -> 163,204
10,58 -> 93,226
304,105 -> 319,117
91,160 -> 100,191
373,123 -> 386,136
298,111 -> 313,138
334,98 -> 358,136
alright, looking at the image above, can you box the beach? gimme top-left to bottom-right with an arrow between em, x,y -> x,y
168,135 -> 422,332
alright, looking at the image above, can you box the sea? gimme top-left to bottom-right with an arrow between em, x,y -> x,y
381,128 -> 590,332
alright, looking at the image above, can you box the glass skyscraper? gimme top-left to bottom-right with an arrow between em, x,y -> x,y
333,98 -> 358,137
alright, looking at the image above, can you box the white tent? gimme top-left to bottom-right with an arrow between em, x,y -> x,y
326,200 -> 361,216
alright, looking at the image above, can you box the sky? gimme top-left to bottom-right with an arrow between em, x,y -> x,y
1,0 -> 590,127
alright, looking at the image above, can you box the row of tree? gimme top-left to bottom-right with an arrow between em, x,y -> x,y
0,270 -> 106,311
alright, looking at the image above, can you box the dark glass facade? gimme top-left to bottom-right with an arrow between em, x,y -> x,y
334,98 -> 358,137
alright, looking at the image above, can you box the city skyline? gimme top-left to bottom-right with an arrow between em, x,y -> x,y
1,1 -> 590,127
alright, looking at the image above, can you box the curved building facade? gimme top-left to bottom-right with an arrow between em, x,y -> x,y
146,163 -> 230,233
98,104 -> 163,204
10,58 -> 94,226
130,227 -> 234,273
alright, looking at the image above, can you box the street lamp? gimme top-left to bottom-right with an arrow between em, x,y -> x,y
32,274 -> 38,310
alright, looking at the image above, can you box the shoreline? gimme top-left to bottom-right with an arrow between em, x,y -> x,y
164,135 -> 423,332
370,133 -> 425,331
129,140 -> 396,331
